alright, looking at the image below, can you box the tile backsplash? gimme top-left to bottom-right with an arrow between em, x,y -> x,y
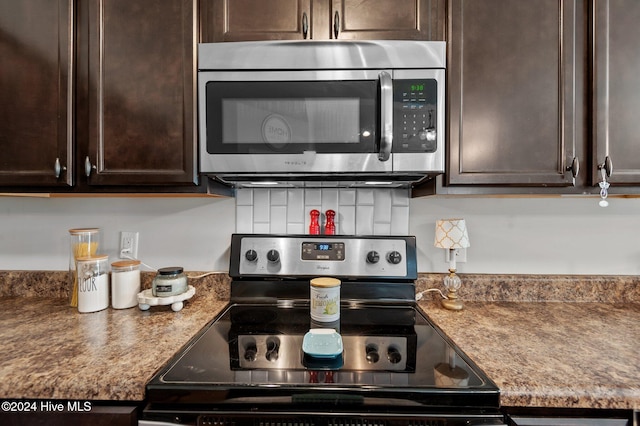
235,188 -> 410,235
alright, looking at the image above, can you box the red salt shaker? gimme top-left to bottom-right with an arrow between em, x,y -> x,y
309,209 -> 320,235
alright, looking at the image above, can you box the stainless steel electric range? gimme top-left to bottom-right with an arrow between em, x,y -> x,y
141,234 -> 503,426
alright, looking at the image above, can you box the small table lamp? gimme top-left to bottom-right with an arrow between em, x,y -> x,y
434,219 -> 470,310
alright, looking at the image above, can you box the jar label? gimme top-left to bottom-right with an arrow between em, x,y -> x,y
310,285 -> 340,322
155,284 -> 173,294
78,273 -> 109,313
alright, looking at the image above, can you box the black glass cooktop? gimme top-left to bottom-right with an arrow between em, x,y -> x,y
146,303 -> 499,410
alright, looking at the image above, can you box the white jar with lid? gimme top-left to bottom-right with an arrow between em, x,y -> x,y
152,267 -> 188,297
76,254 -> 109,313
310,277 -> 341,322
111,259 -> 141,309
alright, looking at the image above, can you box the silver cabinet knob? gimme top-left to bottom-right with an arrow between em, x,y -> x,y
599,155 -> 613,178
84,156 -> 96,177
566,156 -> 579,178
302,12 -> 308,39
54,158 -> 66,179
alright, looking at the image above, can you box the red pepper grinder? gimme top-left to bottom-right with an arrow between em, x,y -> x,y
309,209 -> 320,235
325,209 -> 336,235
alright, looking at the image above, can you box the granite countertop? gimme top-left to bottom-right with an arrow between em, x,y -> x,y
0,272 -> 230,402
0,271 -> 638,411
421,300 -> 640,410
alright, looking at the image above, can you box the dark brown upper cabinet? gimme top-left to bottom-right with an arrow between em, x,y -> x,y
77,0 -> 198,188
446,0 -> 585,190
0,0 -> 199,192
0,0 -> 74,188
592,0 -> 640,187
330,0 -> 444,40
202,0 -> 313,41
202,0 -> 444,42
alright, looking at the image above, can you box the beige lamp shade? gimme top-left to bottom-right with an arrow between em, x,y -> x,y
434,219 -> 470,249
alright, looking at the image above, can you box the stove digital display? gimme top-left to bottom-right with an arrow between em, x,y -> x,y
302,242 -> 345,261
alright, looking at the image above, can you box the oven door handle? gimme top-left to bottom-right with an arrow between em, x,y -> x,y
378,71 -> 393,162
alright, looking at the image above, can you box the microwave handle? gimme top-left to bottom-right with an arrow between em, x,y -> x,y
378,71 -> 393,162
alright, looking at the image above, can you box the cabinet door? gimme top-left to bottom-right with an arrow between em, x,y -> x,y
202,0 -> 312,41
0,0 -> 73,187
447,0 -> 580,187
593,1 -> 640,186
78,0 -> 198,186
330,0 -> 444,40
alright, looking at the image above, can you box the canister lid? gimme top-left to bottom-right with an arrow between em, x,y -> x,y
69,228 -> 100,235
76,254 -> 109,262
157,266 -> 184,275
111,259 -> 141,268
310,277 -> 341,288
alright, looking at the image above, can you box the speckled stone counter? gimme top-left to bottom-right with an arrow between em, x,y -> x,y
420,300 -> 640,410
0,272 -> 230,402
1,271 -> 639,412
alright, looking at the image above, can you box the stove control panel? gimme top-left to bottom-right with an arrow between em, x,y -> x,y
232,235 -> 415,278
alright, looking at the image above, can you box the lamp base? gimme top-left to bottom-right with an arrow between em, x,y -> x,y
441,267 -> 464,311
441,297 -> 464,311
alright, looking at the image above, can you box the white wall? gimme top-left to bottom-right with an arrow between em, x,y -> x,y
413,196 -> 640,275
1,194 -> 639,275
0,196 -> 235,272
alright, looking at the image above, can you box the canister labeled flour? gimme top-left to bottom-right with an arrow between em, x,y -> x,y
76,254 -> 109,313
310,277 -> 341,322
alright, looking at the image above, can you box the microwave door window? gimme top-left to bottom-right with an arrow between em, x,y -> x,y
206,81 -> 377,154
223,99 -> 360,151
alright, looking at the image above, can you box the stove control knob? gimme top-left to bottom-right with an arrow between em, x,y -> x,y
266,249 -> 280,263
366,250 -> 380,264
386,251 -> 402,265
245,249 -> 258,262
387,346 -> 402,364
244,344 -> 258,362
365,344 -> 380,363
265,338 -> 279,362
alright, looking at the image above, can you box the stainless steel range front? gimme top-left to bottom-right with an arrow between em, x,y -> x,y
141,234 -> 503,426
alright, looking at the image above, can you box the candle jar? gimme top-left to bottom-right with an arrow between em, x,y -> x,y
76,254 -> 109,313
111,259 -> 141,309
152,267 -> 188,297
69,228 -> 101,307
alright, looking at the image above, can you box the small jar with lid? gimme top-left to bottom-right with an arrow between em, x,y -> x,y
111,259 -> 141,309
310,277 -> 341,322
152,267 -> 188,297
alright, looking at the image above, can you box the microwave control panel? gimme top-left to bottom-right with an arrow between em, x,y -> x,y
393,79 -> 438,153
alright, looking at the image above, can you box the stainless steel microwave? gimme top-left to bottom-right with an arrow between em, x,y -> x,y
197,40 -> 446,188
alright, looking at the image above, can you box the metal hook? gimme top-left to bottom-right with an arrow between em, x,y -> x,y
598,167 -> 610,207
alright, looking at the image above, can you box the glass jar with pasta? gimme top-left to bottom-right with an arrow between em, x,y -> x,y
68,228 -> 101,307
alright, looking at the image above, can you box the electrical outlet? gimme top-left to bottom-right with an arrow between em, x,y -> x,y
445,248 -> 467,263
119,231 -> 139,259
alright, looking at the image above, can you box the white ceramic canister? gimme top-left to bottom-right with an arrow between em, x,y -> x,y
310,277 -> 341,322
76,254 -> 109,313
111,259 -> 141,309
